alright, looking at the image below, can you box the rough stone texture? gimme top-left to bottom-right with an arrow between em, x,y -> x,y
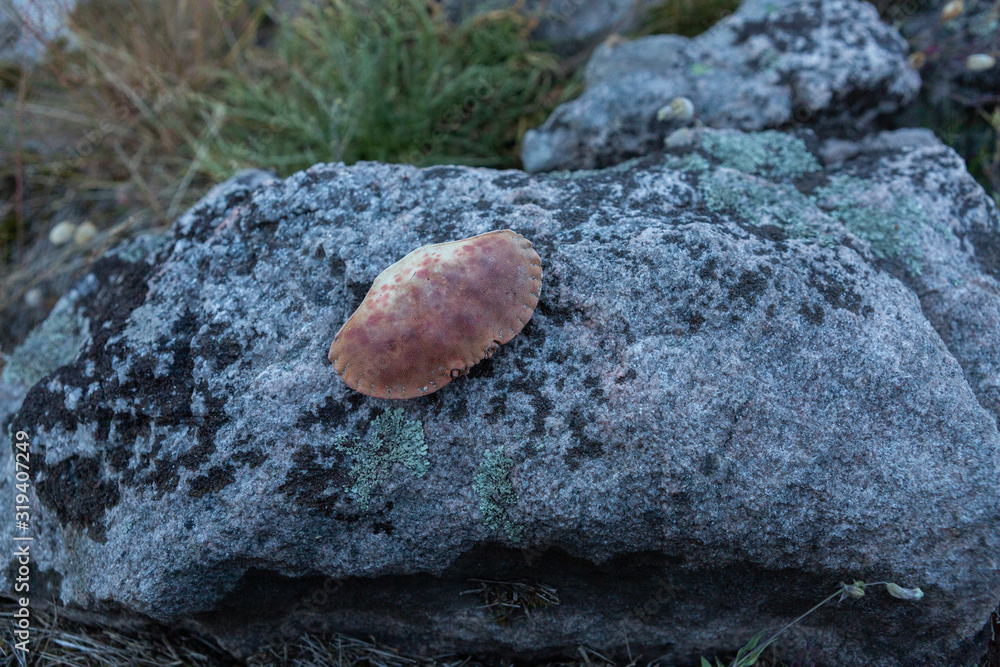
520,0 -> 922,172
3,129 -> 1000,666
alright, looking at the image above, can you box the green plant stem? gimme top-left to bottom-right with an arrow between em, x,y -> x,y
734,589 -> 843,666
734,581 -> 900,667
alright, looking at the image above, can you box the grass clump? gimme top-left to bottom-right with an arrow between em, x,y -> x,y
461,578 -> 561,624
199,0 -> 571,175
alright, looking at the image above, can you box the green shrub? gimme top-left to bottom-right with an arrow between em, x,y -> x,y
195,0 -> 573,176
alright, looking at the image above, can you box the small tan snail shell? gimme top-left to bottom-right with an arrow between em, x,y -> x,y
328,229 -> 542,399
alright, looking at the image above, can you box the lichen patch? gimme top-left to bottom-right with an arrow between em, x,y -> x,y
473,447 -> 523,541
336,408 -> 428,509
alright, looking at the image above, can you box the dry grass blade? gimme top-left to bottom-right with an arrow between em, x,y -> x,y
248,631 -> 452,667
462,578 -> 561,623
0,598 -> 238,666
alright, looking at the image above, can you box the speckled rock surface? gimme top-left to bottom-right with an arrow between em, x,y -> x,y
521,0 -> 921,172
3,129 -> 999,666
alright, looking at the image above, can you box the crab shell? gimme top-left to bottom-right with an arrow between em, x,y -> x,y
328,229 -> 543,399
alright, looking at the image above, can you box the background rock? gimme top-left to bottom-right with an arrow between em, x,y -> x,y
442,0 -> 658,54
3,127 -> 999,665
0,0 -> 77,66
521,0 -> 922,172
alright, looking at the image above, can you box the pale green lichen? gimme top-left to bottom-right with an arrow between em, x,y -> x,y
473,447 -> 523,541
336,408 -> 427,510
700,130 -> 821,179
699,170 -> 834,242
2,304 -> 88,387
548,156 -> 645,180
814,176 -> 929,274
664,152 -> 711,173
113,232 -> 170,264
668,131 -> 937,272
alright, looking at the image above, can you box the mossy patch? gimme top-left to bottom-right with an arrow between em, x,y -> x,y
699,170 -> 833,242
700,130 -> 821,180
473,447 -> 523,541
814,176 -> 929,274
336,408 -> 427,510
689,62 -> 714,76
665,152 -> 711,173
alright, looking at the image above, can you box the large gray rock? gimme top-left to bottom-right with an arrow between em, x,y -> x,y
521,0 -> 922,172
3,129 -> 1000,666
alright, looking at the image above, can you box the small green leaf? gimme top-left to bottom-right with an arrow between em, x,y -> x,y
734,631 -> 764,659
886,582 -> 924,600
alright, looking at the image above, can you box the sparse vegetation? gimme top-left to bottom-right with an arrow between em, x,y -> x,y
198,0 -> 571,175
461,578 -> 561,623
700,580 -> 925,667
0,597 -> 240,666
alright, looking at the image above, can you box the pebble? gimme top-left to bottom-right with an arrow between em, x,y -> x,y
74,220 -> 98,246
966,54 -> 996,71
657,97 -> 695,122
48,221 -> 77,245
941,0 -> 963,21
24,288 -> 44,309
